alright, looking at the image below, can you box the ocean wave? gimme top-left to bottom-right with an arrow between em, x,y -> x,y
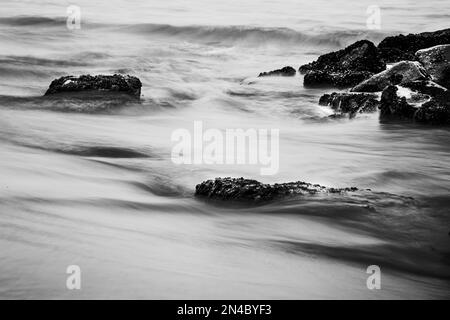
0,15 -> 385,47
120,23 -> 379,47
0,16 -> 66,26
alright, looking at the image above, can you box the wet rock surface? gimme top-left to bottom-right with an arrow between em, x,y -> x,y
378,28 -> 450,63
351,61 -> 430,92
380,85 -> 418,119
259,66 -> 296,77
45,74 -> 142,98
195,177 -> 359,203
379,85 -> 450,124
416,44 -> 450,89
414,91 -> 450,125
319,92 -> 379,117
299,40 -> 385,88
402,80 -> 447,97
303,70 -> 373,88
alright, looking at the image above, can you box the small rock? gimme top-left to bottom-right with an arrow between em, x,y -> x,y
258,66 -> 296,77
319,92 -> 379,117
45,74 -> 142,98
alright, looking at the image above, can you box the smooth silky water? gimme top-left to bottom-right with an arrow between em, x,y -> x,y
0,0 -> 449,299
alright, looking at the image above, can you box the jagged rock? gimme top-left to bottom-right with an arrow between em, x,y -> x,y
378,28 -> 450,63
195,177 -> 358,203
44,74 -> 142,98
319,92 -> 379,117
416,45 -> 450,89
351,61 -> 430,92
380,85 -> 418,118
299,40 -> 385,88
414,91 -> 450,125
258,66 -> 296,77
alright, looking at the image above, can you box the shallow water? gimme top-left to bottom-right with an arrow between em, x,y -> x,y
0,0 -> 449,299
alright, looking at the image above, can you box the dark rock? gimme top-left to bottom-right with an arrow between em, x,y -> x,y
259,66 -> 296,77
195,177 -> 358,203
379,85 -> 450,125
319,92 -> 379,117
45,74 -> 142,98
351,61 -> 429,92
378,28 -> 450,63
304,70 -> 373,88
416,44 -> 450,89
300,40 -> 385,88
414,91 -> 450,125
380,85 -> 417,118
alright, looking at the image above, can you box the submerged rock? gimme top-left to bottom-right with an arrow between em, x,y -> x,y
378,28 -> 450,63
195,177 -> 358,203
258,66 -> 296,77
299,40 -> 385,88
351,61 -> 430,92
416,44 -> 450,89
319,92 -> 379,117
44,74 -> 142,98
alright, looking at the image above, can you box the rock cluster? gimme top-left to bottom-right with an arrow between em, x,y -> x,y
299,29 -> 450,124
297,29 -> 450,89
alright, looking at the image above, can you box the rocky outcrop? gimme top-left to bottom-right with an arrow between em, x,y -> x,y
378,28 -> 450,63
44,74 -> 142,98
259,66 -> 296,77
379,85 -> 450,124
299,28 -> 450,125
319,92 -> 379,117
414,91 -> 450,125
299,40 -> 385,88
195,177 -> 358,203
416,44 -> 450,89
351,61 -> 430,92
